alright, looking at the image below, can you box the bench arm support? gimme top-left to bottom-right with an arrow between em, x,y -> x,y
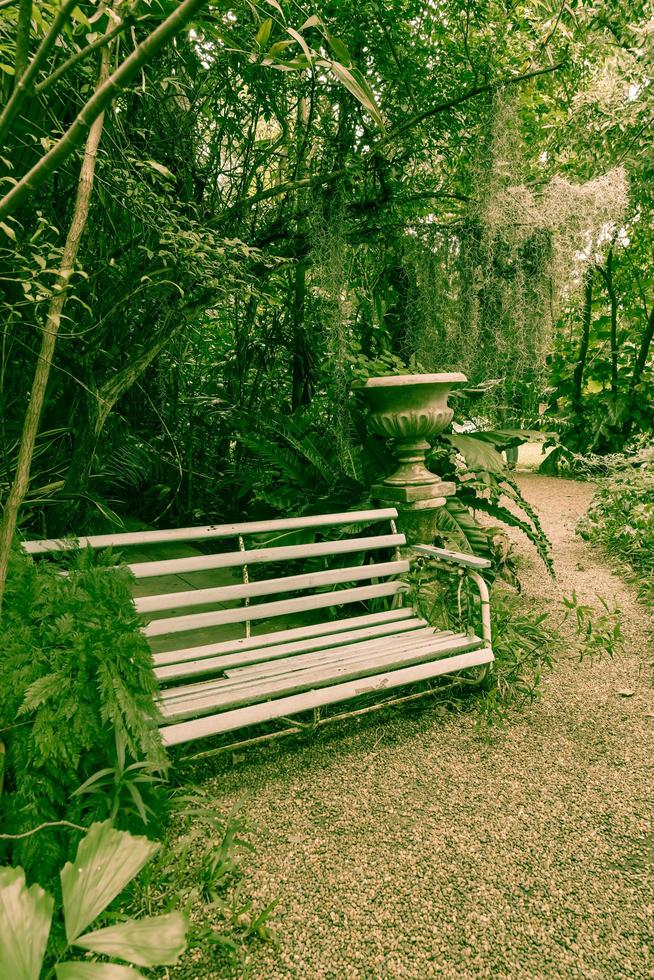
412,544 -> 492,647
412,544 -> 491,570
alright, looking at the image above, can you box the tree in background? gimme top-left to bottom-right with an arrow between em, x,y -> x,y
0,0 -> 651,584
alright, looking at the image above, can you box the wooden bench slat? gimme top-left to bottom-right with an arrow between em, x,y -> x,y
159,623 -> 435,692
154,616 -> 427,682
152,608 -> 417,668
223,628 -> 455,681
126,533 -> 406,580
136,560 -> 410,614
160,646 -> 495,746
160,630 -> 463,704
160,633 -> 485,719
144,581 -> 406,637
21,508 -> 400,554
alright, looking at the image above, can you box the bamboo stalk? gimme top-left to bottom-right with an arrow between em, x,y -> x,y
0,48 -> 110,612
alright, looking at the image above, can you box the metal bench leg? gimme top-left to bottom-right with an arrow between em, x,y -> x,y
468,570 -> 492,648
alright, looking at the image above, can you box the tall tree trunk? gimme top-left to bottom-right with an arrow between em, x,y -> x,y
0,49 -> 109,613
631,303 -> 654,391
291,259 -> 312,410
571,267 -> 594,415
13,0 -> 32,85
598,249 -> 618,396
619,301 -> 654,446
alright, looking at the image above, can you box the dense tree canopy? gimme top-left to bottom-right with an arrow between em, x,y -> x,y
0,0 -> 652,553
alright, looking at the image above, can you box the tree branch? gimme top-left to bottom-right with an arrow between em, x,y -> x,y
380,61 -> 565,144
0,47 -> 111,611
0,0 -> 218,223
13,0 -> 32,86
226,62 -> 565,217
0,0 -> 78,147
35,17 -> 133,96
0,820 -> 87,839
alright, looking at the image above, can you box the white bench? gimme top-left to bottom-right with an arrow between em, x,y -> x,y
22,508 -> 494,755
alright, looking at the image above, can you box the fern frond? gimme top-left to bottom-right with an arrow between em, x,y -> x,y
462,493 -> 554,575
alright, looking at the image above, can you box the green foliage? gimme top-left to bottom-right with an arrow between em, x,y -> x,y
578,465 -> 654,608
433,433 -> 554,574
0,820 -> 187,979
406,562 -> 558,724
236,410 -> 371,516
477,590 -> 559,727
0,547 -> 166,885
561,592 -> 623,662
71,731 -> 167,829
347,350 -> 428,386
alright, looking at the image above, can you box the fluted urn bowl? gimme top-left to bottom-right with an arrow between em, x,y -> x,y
363,373 -> 467,486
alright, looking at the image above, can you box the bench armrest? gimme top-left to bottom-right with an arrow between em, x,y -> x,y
412,544 -> 492,571
412,545 -> 493,646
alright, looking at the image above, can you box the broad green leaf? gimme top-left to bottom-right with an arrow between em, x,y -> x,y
144,160 -> 174,180
75,912 -> 188,966
265,39 -> 294,58
56,963 -> 146,980
256,18 -> 272,47
0,63 -> 14,75
71,6 -> 91,26
327,35 -> 351,65
61,822 -> 159,943
330,62 -> 384,127
445,433 -> 506,474
0,866 -> 53,980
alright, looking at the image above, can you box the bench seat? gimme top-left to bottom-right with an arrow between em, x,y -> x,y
21,507 -> 494,755
158,628 -> 487,721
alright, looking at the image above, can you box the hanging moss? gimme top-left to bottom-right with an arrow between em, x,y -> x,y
403,93 -> 628,420
307,187 -> 359,479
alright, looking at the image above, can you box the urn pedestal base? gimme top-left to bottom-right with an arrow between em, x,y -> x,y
371,480 -> 455,503
372,482 -> 455,547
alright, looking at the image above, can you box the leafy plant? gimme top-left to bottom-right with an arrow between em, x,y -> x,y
347,350 -> 428,386
126,791 -> 279,974
432,431 -> 554,574
72,731 -> 168,829
236,409 -> 372,515
405,561 -> 559,725
0,547 -> 166,885
0,820 -> 187,979
474,590 -> 561,728
561,592 -> 623,662
578,465 -> 654,613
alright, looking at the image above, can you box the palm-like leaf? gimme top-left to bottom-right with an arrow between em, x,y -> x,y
75,911 -> 187,966
60,821 -> 159,943
0,866 -> 53,980
55,963 -> 145,979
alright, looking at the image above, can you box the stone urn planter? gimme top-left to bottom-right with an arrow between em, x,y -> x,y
363,373 -> 467,488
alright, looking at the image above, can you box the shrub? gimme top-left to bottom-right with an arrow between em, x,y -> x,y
578,465 -> 654,605
0,546 -> 166,886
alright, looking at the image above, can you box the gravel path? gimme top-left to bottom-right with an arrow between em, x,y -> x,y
185,475 -> 654,979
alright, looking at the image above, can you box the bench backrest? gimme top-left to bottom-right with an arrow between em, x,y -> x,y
21,508 -> 409,645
